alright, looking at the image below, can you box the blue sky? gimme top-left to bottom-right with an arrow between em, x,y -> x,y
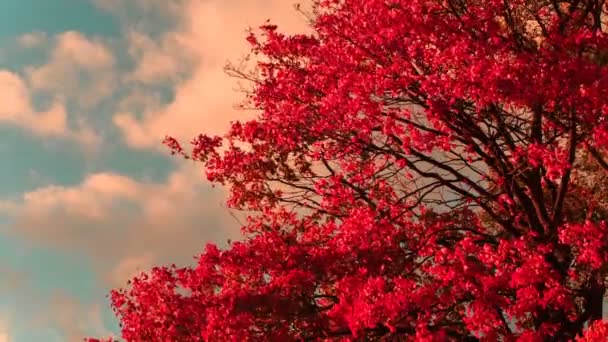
0,1 -> 119,39
0,0 -> 309,340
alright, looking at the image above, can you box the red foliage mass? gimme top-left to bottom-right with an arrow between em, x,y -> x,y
92,0 -> 608,340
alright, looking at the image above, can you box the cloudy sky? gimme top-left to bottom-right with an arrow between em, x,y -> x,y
0,0 -> 308,340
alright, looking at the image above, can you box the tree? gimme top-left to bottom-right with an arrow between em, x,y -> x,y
94,0 -> 608,340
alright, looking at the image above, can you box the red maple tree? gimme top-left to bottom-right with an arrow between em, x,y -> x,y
92,0 -> 608,340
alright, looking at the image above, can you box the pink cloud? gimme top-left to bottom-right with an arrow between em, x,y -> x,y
17,32 -> 47,48
0,161 -> 241,288
51,31 -> 113,69
0,31 -> 117,148
0,70 -> 96,145
0,316 -> 8,342
26,31 -> 115,109
108,254 -> 155,288
113,0 -> 312,149
0,71 -> 31,117
125,30 -> 193,84
42,293 -> 115,341
0,259 -> 113,341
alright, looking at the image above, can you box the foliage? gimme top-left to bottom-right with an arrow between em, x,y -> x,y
93,0 -> 608,340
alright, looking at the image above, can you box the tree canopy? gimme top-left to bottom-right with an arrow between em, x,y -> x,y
92,0 -> 608,340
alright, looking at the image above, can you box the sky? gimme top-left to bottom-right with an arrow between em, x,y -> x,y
0,0 -> 309,340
